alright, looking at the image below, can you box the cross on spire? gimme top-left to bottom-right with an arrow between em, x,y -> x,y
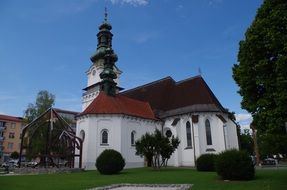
104,7 -> 108,22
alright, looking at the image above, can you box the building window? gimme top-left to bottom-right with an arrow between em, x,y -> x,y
131,131 -> 136,146
11,123 -> 16,129
186,121 -> 192,148
8,143 -> 13,150
165,129 -> 172,138
101,130 -> 108,145
79,130 -> 85,142
205,119 -> 212,145
9,132 -> 15,139
0,122 -> 5,128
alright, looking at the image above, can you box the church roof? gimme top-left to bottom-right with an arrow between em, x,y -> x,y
80,91 -> 157,120
121,75 -> 226,118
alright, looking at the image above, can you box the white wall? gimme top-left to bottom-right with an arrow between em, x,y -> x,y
120,117 -> 160,168
76,112 -> 239,170
76,114 -> 160,170
164,113 -> 238,167
225,120 -> 239,150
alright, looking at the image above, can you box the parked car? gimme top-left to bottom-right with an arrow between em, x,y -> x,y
1,160 -> 18,168
262,158 -> 277,165
26,161 -> 38,167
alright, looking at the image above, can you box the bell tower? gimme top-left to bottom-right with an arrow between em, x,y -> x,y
82,10 -> 122,110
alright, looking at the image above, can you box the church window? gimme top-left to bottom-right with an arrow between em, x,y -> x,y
131,131 -> 136,146
92,70 -> 96,76
205,119 -> 212,145
186,121 -> 192,148
79,130 -> 85,142
165,129 -> 172,138
101,130 -> 108,145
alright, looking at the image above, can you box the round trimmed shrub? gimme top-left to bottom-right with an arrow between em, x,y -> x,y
96,149 -> 125,175
215,149 -> 255,180
196,153 -> 217,171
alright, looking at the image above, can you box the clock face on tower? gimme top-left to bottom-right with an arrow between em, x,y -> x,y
92,70 -> 96,76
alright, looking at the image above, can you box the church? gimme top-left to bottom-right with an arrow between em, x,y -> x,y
75,14 -> 239,170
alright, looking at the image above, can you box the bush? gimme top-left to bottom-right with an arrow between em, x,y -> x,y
196,153 -> 217,171
215,149 -> 255,180
10,151 -> 19,159
96,149 -> 125,175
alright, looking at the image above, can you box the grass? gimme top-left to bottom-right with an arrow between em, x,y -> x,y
0,167 -> 286,190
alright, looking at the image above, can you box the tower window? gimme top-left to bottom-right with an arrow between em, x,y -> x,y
186,121 -> 192,148
101,129 -> 108,145
205,119 -> 212,145
131,131 -> 136,146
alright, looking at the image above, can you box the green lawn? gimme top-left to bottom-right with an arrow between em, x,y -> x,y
0,167 -> 286,190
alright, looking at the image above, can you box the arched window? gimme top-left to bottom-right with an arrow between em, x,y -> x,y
205,119 -> 212,145
101,129 -> 108,145
131,131 -> 136,146
79,130 -> 85,142
186,121 -> 192,148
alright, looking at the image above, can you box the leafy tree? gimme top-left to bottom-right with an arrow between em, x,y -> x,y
135,129 -> 180,169
10,151 -> 19,160
232,0 -> 287,155
23,90 -> 55,162
238,129 -> 254,155
24,90 -> 55,122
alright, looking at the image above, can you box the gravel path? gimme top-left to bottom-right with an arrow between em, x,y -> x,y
89,184 -> 192,190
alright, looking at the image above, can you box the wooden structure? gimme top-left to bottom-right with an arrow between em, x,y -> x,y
19,108 -> 82,168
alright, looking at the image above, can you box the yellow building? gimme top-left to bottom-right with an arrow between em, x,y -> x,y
0,114 -> 25,163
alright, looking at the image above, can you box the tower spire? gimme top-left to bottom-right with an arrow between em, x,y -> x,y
104,7 -> 108,22
90,8 -> 115,63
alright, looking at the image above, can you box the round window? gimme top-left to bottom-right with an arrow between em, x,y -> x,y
165,130 -> 172,138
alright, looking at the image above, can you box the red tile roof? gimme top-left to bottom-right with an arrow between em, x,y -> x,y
0,114 -> 23,122
121,75 -> 226,116
80,92 -> 157,120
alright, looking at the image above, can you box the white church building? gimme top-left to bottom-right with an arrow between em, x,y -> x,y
75,14 -> 239,170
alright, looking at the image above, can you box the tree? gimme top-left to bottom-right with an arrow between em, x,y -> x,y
23,90 -> 55,161
238,129 -> 254,155
24,90 -> 55,122
10,151 -> 19,160
232,0 -> 287,155
135,129 -> 180,169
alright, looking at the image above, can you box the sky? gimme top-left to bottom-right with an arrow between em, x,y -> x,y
0,0 -> 263,128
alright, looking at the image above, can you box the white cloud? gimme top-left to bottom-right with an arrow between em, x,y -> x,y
235,113 -> 252,123
55,0 -> 98,14
109,0 -> 148,6
0,95 -> 17,101
133,31 -> 157,43
0,111 -> 6,115
235,113 -> 253,131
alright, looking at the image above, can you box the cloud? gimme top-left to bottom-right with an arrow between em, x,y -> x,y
0,111 -> 6,115
0,95 -> 17,101
176,4 -> 184,11
133,31 -> 158,44
55,0 -> 98,14
109,0 -> 148,6
235,113 -> 253,129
